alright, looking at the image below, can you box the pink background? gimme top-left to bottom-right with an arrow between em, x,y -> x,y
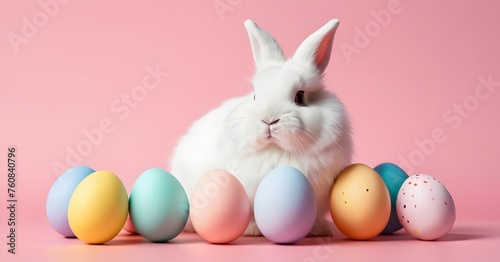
1,0 -> 500,260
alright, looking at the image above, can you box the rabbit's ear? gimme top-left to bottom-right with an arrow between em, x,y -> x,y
244,19 -> 286,72
293,19 -> 340,74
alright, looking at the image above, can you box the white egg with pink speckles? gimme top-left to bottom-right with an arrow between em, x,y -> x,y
396,174 -> 455,240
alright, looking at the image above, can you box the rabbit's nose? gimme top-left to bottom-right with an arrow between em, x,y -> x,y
262,119 -> 280,126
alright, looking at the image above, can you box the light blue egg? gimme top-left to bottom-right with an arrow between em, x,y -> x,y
129,168 -> 189,242
254,166 -> 317,244
46,166 -> 95,237
374,162 -> 409,234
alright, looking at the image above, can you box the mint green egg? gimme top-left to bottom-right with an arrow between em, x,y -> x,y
129,168 -> 189,242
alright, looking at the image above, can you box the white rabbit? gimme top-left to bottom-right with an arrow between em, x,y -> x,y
170,19 -> 352,236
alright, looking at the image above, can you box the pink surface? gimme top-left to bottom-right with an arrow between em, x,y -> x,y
1,0 -> 500,261
7,221 -> 500,261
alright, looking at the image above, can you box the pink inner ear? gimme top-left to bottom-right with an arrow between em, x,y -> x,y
314,31 -> 334,70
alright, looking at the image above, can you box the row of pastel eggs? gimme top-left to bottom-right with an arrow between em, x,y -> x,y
46,163 -> 455,244
46,166 -> 315,244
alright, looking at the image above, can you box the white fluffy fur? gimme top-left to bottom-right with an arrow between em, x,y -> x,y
170,19 -> 352,236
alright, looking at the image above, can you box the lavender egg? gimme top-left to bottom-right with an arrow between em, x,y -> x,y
254,166 -> 317,244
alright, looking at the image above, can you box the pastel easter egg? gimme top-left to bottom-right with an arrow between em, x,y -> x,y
46,166 -> 95,237
129,168 -> 189,242
68,170 -> 128,244
330,163 -> 391,240
397,174 -> 456,240
122,214 -> 137,234
190,170 -> 250,244
254,166 -> 317,244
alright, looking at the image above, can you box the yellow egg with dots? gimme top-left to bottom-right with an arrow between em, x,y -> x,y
68,170 -> 128,244
330,163 -> 391,240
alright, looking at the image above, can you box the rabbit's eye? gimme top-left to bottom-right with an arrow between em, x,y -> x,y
253,94 -> 256,100
294,90 -> 305,105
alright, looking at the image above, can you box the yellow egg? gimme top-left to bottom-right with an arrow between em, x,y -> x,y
68,170 -> 128,244
330,163 -> 391,240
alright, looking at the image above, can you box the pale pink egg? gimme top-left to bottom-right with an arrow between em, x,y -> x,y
122,214 -> 137,234
396,174 -> 456,240
190,170 -> 250,244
